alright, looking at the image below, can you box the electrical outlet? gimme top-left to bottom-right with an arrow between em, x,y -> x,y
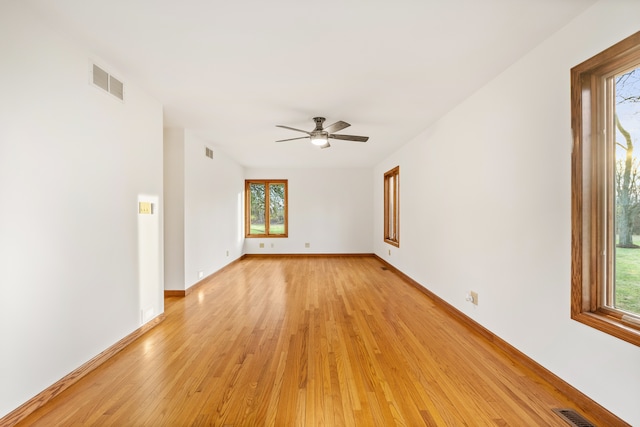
388,249 -> 391,256
270,243 -> 274,248
305,243 -> 310,248
466,291 -> 478,305
259,243 -> 264,248
226,250 -> 229,257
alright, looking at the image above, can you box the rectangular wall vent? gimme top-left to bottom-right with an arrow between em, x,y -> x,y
109,75 -> 124,100
92,64 -> 109,91
205,147 -> 213,159
91,63 -> 124,101
552,408 -> 595,427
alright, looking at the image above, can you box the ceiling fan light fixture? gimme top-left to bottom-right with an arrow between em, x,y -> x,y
310,132 -> 328,146
275,118 -> 368,148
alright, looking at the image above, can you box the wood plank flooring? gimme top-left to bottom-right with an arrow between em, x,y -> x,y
14,256 -> 600,426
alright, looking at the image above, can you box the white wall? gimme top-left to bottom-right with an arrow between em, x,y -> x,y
374,1 -> 640,424
0,2 -> 164,419
183,131 -> 245,289
163,128 -> 186,291
244,168 -> 373,254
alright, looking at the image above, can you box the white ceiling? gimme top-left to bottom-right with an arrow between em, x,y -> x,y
24,0 -> 596,168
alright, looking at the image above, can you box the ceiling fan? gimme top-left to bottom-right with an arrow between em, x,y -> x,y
276,117 -> 369,149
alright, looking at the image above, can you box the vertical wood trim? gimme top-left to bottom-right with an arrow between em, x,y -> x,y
395,169 -> 400,245
244,180 -> 251,238
282,180 -> 289,238
383,166 -> 400,247
570,64 -> 585,319
0,314 -> 165,427
383,172 -> 390,239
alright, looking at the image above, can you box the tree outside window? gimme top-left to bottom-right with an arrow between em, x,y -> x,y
614,68 -> 640,315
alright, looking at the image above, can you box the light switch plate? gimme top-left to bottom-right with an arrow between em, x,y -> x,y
139,202 -> 153,214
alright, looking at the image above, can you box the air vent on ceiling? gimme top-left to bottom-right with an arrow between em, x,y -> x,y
205,147 -> 213,159
552,408 -> 595,427
91,63 -> 124,101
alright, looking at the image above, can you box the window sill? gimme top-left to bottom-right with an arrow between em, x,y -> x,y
384,239 -> 399,248
572,311 -> 640,347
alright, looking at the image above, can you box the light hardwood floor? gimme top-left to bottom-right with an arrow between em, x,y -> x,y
14,256 -> 608,426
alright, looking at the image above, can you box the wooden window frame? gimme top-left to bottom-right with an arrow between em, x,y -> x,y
384,166 -> 400,247
571,31 -> 640,346
245,179 -> 288,238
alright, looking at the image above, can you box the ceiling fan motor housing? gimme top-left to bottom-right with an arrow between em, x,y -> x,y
313,117 -> 326,130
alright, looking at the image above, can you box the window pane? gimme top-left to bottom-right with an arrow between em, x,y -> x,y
249,183 -> 265,235
394,174 -> 399,238
614,66 -> 640,315
269,183 -> 286,235
388,176 -> 395,238
384,167 -> 399,246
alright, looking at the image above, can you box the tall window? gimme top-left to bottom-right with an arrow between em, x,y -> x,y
571,31 -> 640,346
245,180 -> 288,238
384,166 -> 400,247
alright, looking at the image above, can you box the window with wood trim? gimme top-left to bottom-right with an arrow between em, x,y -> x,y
571,31 -> 640,346
245,180 -> 288,238
384,166 -> 400,247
